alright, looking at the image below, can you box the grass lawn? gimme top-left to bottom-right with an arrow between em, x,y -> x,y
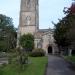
64,56 -> 75,62
0,57 -> 47,75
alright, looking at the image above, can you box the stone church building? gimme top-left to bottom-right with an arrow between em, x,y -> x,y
17,0 -> 58,54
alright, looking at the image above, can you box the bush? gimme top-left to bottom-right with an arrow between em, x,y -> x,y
30,48 -> 45,57
19,34 -> 34,52
8,48 -> 28,65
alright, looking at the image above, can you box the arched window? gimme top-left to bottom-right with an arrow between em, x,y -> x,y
26,0 -> 31,8
25,16 -> 31,25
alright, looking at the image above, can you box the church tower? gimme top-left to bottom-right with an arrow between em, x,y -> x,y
18,0 -> 39,35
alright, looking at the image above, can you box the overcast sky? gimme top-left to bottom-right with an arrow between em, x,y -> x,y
0,0 -> 72,29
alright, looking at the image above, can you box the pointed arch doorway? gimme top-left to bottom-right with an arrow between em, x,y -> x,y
48,45 -> 52,54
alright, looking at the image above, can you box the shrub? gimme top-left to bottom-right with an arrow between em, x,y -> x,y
8,48 -> 28,65
19,34 -> 34,52
30,48 -> 45,57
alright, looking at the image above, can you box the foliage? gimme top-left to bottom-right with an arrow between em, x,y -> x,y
8,48 -> 28,70
30,48 -> 45,57
0,57 -> 47,75
17,48 -> 28,65
54,4 -> 75,50
54,17 -> 71,47
64,56 -> 75,62
0,14 -> 17,52
19,34 -> 34,52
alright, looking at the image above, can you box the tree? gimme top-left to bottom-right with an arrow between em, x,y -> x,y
64,2 -> 75,49
54,2 -> 75,54
19,33 -> 34,52
0,14 -> 17,52
54,17 -> 71,47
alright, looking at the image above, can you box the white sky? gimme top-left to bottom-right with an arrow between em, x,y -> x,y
0,0 -> 72,29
